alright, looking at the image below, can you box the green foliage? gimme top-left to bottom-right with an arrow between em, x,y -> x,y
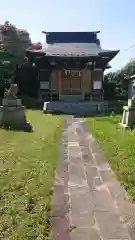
105,59 -> 135,87
104,59 -> 135,99
0,22 -> 31,78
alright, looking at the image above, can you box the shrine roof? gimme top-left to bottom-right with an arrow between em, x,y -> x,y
26,43 -> 119,62
43,31 -> 100,44
43,43 -> 101,56
26,31 -> 119,62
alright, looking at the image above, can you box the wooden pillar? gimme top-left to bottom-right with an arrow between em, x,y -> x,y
91,69 -> 103,100
92,69 -> 103,89
81,70 -> 85,96
82,69 -> 91,94
58,70 -> 62,96
51,70 -> 59,92
89,69 -> 92,92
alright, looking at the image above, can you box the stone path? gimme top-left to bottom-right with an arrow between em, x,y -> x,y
51,116 -> 135,240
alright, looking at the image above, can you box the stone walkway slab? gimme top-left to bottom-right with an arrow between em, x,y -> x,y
51,116 -> 135,240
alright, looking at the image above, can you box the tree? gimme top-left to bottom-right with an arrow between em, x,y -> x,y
31,42 -> 42,50
0,21 -> 31,78
104,59 -> 135,100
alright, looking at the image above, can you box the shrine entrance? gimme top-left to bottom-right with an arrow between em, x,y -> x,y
61,70 -> 82,95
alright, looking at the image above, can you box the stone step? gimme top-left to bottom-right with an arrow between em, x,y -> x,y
43,101 -> 108,115
59,95 -> 83,102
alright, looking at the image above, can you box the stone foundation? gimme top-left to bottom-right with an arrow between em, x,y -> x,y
43,101 -> 109,116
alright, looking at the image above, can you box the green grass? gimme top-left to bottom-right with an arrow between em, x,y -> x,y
0,110 -> 63,239
86,115 -> 135,201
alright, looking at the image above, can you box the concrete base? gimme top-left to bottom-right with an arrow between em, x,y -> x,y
0,106 -> 30,130
119,122 -> 130,129
128,99 -> 135,107
43,101 -> 109,115
120,105 -> 135,128
2,98 -> 22,107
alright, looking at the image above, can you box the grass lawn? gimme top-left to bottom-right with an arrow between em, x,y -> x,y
86,115 -> 135,201
0,110 -> 63,239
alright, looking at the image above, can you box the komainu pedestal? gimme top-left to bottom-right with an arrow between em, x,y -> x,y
120,78 -> 135,129
0,84 -> 32,132
120,105 -> 135,128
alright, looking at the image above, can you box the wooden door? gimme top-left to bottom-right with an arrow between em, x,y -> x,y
61,78 -> 71,94
61,70 -> 82,95
70,78 -> 81,95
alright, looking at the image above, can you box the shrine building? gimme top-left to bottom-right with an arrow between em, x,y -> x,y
26,31 -> 119,102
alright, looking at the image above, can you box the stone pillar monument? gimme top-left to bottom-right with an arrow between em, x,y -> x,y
120,75 -> 135,128
0,84 -> 32,131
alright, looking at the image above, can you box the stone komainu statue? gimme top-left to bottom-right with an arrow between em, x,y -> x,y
132,80 -> 135,100
4,84 -> 18,100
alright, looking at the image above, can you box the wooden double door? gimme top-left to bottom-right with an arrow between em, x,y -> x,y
61,70 -> 82,95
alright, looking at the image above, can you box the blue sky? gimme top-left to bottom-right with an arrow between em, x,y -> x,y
1,0 -> 135,71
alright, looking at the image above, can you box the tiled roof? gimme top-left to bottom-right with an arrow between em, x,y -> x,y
44,32 -> 100,45
41,43 -> 103,57
26,43 -> 119,61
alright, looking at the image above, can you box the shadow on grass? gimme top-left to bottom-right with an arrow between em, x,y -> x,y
0,122 -> 33,133
25,108 -> 117,121
44,111 -> 112,118
26,106 -> 42,111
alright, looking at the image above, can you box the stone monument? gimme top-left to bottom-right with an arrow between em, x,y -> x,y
0,84 -> 32,131
120,75 -> 135,128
